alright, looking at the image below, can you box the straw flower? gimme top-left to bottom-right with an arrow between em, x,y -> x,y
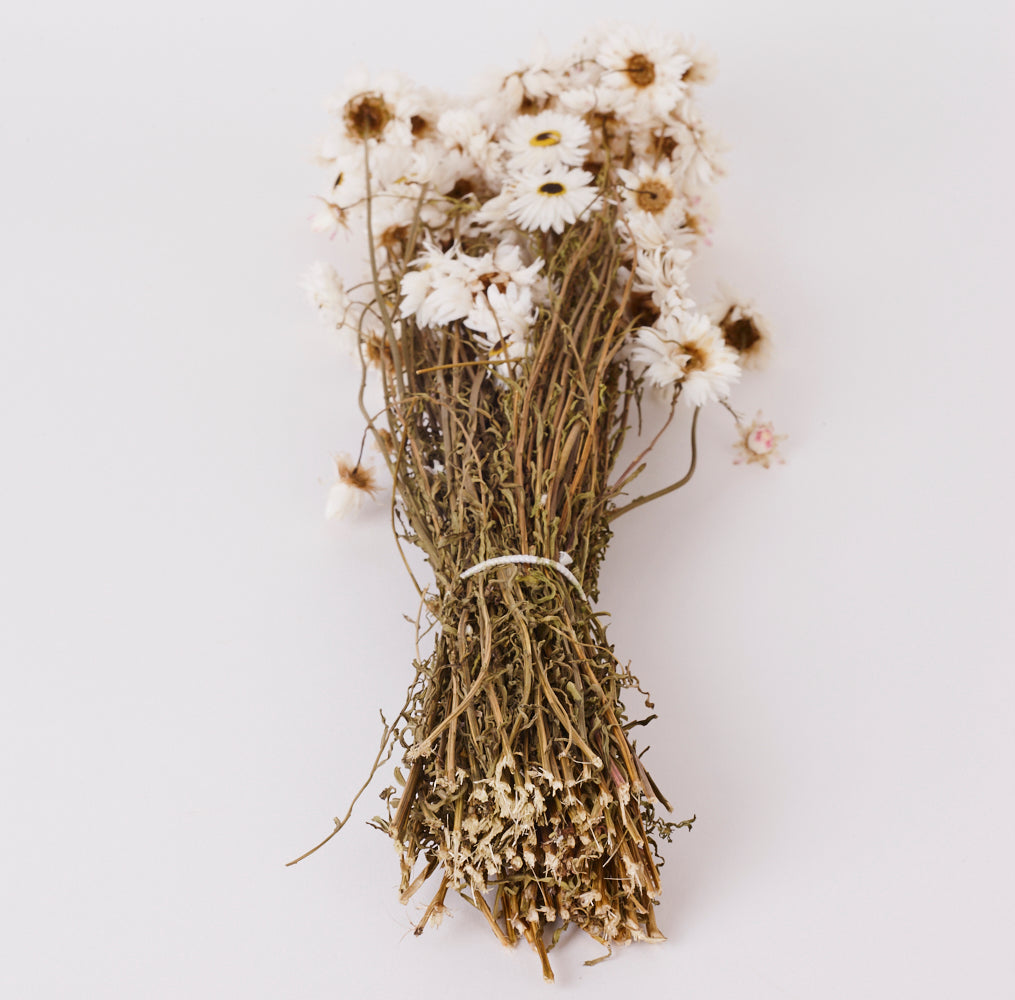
501,111 -> 591,171
325,453 -> 378,520
708,285 -> 772,369
588,24 -> 692,120
733,412 -> 786,467
633,311 -> 740,405
506,168 -> 599,233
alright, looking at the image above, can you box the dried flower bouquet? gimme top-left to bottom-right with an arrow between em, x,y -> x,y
299,24 -> 777,979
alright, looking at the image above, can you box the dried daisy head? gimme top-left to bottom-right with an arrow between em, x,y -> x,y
325,452 -> 379,519
343,92 -> 393,141
709,284 -> 772,369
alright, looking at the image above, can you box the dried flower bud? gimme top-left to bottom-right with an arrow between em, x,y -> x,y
733,412 -> 786,468
325,452 -> 378,519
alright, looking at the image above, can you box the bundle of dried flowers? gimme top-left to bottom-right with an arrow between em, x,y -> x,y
297,23 -> 780,979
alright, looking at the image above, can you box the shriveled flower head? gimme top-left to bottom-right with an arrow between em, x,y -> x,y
325,453 -> 379,520
708,288 -> 771,369
343,92 -> 394,141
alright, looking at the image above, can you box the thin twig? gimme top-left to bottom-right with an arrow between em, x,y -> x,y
607,406 -> 700,522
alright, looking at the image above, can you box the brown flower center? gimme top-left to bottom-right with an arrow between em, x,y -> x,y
538,182 -> 566,196
448,178 -> 474,200
344,94 -> 392,141
681,341 -> 707,373
684,212 -> 707,237
379,225 -> 409,254
635,179 -> 673,214
721,312 -> 762,353
625,53 -> 656,88
653,134 -> 678,159
409,114 -> 431,138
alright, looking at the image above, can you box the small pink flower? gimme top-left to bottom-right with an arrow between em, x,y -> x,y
733,412 -> 785,468
748,425 -> 775,455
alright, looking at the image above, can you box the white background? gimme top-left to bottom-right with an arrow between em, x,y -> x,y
2,1 -> 1013,997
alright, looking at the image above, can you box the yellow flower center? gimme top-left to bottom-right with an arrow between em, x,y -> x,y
530,130 -> 562,147
538,182 -> 566,196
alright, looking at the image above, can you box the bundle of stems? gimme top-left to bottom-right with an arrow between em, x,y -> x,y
361,187 -> 694,981
297,26 -> 775,978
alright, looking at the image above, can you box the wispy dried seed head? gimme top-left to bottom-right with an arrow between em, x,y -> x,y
336,455 -> 378,495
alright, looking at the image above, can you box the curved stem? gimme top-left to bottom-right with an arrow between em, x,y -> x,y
606,407 -> 700,523
609,390 -> 679,493
284,710 -> 396,867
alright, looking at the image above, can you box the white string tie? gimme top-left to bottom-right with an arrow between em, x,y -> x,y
459,551 -> 589,604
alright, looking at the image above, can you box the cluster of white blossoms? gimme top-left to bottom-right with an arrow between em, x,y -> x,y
304,23 -> 778,515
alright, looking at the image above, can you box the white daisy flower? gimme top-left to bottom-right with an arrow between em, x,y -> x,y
399,246 -> 468,327
438,109 -> 506,182
302,262 -> 351,328
633,243 -> 692,306
308,198 -> 347,237
399,243 -> 545,331
632,311 -> 740,405
472,189 -> 515,230
621,212 -> 670,254
466,282 -> 537,343
501,111 -> 591,172
506,168 -> 599,234
326,70 -> 442,149
319,154 -> 368,209
556,87 -> 599,116
674,34 -> 719,86
631,325 -> 689,389
585,24 -> 692,123
672,312 -> 741,406
667,102 -> 727,195
618,161 -> 687,233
